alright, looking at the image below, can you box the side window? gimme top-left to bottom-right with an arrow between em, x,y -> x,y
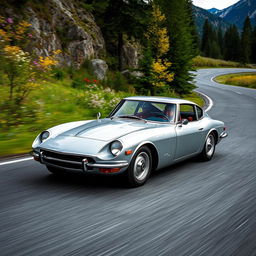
196,106 -> 203,119
179,104 -> 197,122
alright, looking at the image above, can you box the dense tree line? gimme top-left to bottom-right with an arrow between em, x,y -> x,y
85,0 -> 198,96
201,16 -> 256,64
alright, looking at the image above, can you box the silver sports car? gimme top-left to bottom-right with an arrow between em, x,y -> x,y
32,96 -> 227,187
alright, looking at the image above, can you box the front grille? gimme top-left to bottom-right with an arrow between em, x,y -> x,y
41,149 -> 94,170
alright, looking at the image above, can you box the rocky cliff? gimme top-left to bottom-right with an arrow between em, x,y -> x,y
2,0 -> 105,67
1,0 -> 141,71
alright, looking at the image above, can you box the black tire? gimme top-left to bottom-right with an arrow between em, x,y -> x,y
199,133 -> 216,161
125,146 -> 152,187
46,165 -> 63,175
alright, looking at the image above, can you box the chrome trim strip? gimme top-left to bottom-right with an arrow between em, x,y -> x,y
40,148 -> 97,158
220,132 -> 228,139
40,151 -> 44,164
87,162 -> 128,168
31,151 -> 39,157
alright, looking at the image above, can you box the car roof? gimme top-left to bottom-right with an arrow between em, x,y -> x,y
124,96 -> 196,105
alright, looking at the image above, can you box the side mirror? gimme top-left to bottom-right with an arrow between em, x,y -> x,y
178,118 -> 188,127
182,119 -> 188,125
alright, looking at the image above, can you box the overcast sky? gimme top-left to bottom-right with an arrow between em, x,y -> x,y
192,0 -> 240,10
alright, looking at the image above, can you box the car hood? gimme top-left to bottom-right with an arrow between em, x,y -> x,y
40,119 -> 156,156
59,118 -> 152,142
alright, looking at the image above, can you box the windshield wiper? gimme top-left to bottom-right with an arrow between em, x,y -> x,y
111,115 -> 146,122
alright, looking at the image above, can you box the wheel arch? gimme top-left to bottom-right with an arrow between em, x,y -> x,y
207,129 -> 218,144
132,141 -> 159,171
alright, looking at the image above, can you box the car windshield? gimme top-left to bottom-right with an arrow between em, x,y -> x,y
110,100 -> 176,123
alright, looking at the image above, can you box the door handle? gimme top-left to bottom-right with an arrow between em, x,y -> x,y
198,127 -> 204,130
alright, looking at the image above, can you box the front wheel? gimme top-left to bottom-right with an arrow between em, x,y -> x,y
125,146 -> 152,187
199,133 -> 216,161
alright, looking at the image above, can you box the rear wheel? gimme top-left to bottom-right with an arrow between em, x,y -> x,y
126,146 -> 152,187
199,133 -> 216,161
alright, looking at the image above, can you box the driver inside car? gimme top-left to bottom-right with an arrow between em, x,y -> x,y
163,104 -> 176,122
137,103 -> 175,122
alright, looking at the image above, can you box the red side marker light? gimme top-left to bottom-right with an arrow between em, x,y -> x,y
99,168 -> 121,174
125,150 -> 133,155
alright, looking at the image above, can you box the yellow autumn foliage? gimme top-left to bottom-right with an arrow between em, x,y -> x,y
39,56 -> 58,69
4,45 -> 21,54
0,29 -> 10,41
0,15 -> 61,108
147,5 -> 174,87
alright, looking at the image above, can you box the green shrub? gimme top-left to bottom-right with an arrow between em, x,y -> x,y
52,68 -> 65,80
71,78 -> 85,89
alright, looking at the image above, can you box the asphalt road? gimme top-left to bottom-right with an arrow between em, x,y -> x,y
1,68 -> 256,256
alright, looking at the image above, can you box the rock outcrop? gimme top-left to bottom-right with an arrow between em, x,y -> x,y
122,40 -> 142,69
1,0 -> 142,70
90,59 -> 108,80
2,0 -> 105,67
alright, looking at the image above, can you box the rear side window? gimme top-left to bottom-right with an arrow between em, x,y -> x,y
179,104 -> 197,122
196,106 -> 203,119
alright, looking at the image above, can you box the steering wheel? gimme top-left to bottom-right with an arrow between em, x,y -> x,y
149,112 -> 169,121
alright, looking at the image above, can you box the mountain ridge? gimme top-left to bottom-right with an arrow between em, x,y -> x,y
207,0 -> 256,28
193,5 -> 231,35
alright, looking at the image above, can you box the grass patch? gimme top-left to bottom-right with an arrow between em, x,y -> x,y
183,92 -> 205,106
193,56 -> 255,69
214,72 -> 256,89
0,78 -> 131,156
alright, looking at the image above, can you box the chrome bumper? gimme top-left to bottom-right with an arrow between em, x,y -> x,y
87,162 -> 129,168
32,150 -> 128,173
220,132 -> 228,139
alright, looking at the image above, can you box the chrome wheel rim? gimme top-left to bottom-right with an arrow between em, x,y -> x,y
133,152 -> 150,181
206,134 -> 215,157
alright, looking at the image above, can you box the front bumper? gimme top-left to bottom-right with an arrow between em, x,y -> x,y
31,149 -> 129,174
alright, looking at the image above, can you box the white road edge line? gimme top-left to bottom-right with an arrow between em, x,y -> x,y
195,90 -> 214,112
0,157 -> 33,166
234,91 -> 242,95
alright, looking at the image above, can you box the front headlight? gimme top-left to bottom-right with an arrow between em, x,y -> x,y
39,131 -> 50,143
110,140 -> 123,156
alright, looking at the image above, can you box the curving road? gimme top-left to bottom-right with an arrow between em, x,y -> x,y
1,68 -> 256,256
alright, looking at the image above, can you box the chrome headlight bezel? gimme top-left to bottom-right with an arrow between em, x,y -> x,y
39,131 -> 50,143
110,140 -> 123,156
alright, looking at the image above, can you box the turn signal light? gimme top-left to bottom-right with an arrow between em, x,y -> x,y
99,168 -> 121,174
34,156 -> 40,161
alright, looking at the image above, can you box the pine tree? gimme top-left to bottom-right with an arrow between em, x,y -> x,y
139,4 -> 174,95
223,25 -> 240,61
217,27 -> 224,59
201,20 -> 221,59
92,0 -> 150,71
251,26 -> 256,63
241,16 -> 252,63
201,19 -> 211,57
186,0 -> 200,55
156,0 -> 197,95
